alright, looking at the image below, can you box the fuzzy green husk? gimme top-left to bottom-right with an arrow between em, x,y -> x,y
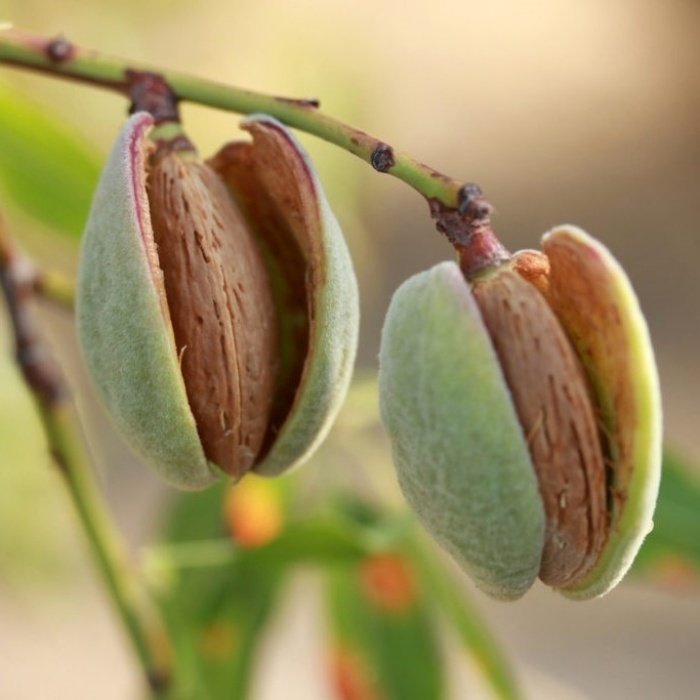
379,262 -> 545,600
77,113 -> 214,489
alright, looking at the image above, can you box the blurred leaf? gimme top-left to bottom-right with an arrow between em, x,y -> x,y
155,481 -> 421,698
157,481 -> 285,699
635,450 -> 700,576
410,538 -> 521,700
0,82 -> 101,241
152,517 -> 379,580
163,480 -> 230,545
155,477 -> 401,699
242,518 -> 374,568
325,554 -> 445,700
161,558 -> 282,700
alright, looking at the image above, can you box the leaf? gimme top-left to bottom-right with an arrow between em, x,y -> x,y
242,518 -> 373,569
325,553 -> 445,700
155,481 -> 434,698
155,478 -> 396,699
410,538 -> 521,700
162,481 -> 230,545
0,82 -> 101,240
163,559 -> 282,700
634,450 -> 700,574
156,481 -> 286,699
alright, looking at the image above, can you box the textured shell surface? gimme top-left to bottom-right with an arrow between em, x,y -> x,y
217,115 -> 359,478
472,263 -> 608,588
379,261 -> 545,600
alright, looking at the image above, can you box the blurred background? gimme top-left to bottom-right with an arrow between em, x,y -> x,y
0,0 -> 698,698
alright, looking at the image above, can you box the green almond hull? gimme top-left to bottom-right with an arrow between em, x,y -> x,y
379,262 -> 545,600
77,113 -> 358,489
542,226 -> 662,599
76,113 -> 214,489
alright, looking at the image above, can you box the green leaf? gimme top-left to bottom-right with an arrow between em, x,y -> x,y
156,482 -> 285,699
149,518 -> 379,582
162,559 -> 282,700
0,83 -> 101,240
635,450 -> 700,572
325,555 -> 445,700
410,538 -> 521,700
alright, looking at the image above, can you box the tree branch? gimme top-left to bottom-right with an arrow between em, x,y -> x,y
0,26 -> 477,209
0,212 -> 172,696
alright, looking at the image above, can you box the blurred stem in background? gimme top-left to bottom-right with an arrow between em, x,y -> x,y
0,27 -> 470,208
0,214 -> 173,697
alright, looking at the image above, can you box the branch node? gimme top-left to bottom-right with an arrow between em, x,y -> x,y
458,183 -> 494,221
371,143 -> 395,172
46,35 -> 75,64
429,185 -> 510,278
126,70 -> 181,125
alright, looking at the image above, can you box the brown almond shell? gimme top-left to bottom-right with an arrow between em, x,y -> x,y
209,115 -> 359,477
147,151 -> 279,479
472,265 -> 608,587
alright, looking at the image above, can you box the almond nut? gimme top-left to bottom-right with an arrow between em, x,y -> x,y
77,113 -> 359,489
379,226 -> 661,600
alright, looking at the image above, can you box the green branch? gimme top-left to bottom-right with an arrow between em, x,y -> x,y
40,405 -> 173,694
0,27 -> 466,207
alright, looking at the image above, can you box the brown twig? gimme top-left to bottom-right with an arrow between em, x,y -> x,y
0,218 -> 64,403
429,184 -> 510,277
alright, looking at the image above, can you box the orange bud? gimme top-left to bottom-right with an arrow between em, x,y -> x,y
360,553 -> 417,614
224,477 -> 283,547
329,647 -> 382,700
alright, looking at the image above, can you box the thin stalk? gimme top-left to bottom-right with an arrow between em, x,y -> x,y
143,513 -> 413,580
40,404 -> 172,694
0,27 -> 465,207
0,214 -> 171,696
